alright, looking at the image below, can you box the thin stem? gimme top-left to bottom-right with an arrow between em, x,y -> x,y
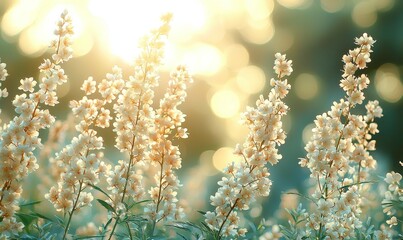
151,151 -> 165,236
317,223 -> 322,240
217,198 -> 240,239
62,180 -> 84,240
125,221 -> 133,239
108,73 -> 145,239
107,143 -> 135,240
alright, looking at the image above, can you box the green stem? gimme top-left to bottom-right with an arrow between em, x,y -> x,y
217,198 -> 239,239
151,154 -> 165,236
63,180 -> 83,240
107,148 -> 135,240
108,86 -> 143,240
125,221 -> 133,239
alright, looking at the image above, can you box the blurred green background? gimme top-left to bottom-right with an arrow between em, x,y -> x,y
0,0 -> 402,224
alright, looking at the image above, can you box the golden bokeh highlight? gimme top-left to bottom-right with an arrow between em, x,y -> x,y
320,0 -> 345,13
1,1 -> 38,38
18,27 -> 47,57
249,204 -> 263,218
224,44 -> 249,70
240,19 -> 275,45
179,43 -> 224,76
375,63 -> 403,103
87,0 -> 210,64
72,31 -> 94,57
282,113 -> 292,133
352,1 -> 377,28
374,0 -> 395,12
245,0 -> 274,21
236,65 -> 266,94
56,80 -> 71,99
210,89 -> 241,119
212,147 -> 242,172
2,3 -> 87,57
199,150 -> 218,176
302,123 -> 315,144
271,29 -> 294,52
294,73 -> 319,100
88,0 -> 165,63
225,117 -> 249,143
277,0 -> 313,9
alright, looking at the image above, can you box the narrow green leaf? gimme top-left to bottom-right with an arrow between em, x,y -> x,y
200,221 -> 212,232
31,212 -> 53,222
283,191 -> 316,204
19,200 -> 42,207
89,184 -> 112,201
127,199 -> 152,210
54,215 -> 65,225
338,181 -> 375,191
104,217 -> 113,230
197,210 -> 206,215
177,232 -> 187,240
15,213 -> 36,226
167,223 -> 189,232
75,235 -> 104,239
97,199 -> 115,212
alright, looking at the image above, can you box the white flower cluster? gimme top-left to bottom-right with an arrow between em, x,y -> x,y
106,14 -> 172,217
50,10 -> 73,64
145,65 -> 193,223
298,33 -> 382,238
0,58 -> 8,101
45,67 -> 121,214
100,15 -> 193,238
382,171 -> 402,228
0,58 -> 9,130
0,10 -> 73,235
205,53 -> 292,238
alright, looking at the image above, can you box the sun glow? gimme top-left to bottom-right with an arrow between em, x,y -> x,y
1,0 -> 208,65
88,0 -> 208,63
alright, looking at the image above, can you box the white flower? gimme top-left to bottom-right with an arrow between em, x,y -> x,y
18,77 -> 37,93
274,53 -> 293,77
81,77 -> 96,95
386,216 -> 398,227
205,53 -> 292,237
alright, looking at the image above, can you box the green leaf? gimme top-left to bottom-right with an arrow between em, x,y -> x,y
283,191 -> 316,204
54,215 -> 65,226
197,210 -> 206,215
16,212 -> 37,226
75,235 -> 104,239
127,199 -> 152,210
338,181 -> 375,191
177,232 -> 187,240
167,223 -> 189,231
19,200 -> 42,207
31,212 -> 53,222
97,199 -> 115,212
89,184 -> 112,201
104,217 -> 113,230
200,221 -> 212,232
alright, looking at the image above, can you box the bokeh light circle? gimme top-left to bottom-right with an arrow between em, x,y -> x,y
294,73 -> 319,100
210,89 -> 241,119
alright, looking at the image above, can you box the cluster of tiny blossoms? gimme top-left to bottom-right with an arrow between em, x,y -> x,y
0,10 -> 72,235
382,170 -> 402,229
45,67 -> 121,223
0,58 -> 9,129
205,53 -> 293,238
298,33 -> 383,238
105,14 -> 173,228
145,65 -> 193,223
